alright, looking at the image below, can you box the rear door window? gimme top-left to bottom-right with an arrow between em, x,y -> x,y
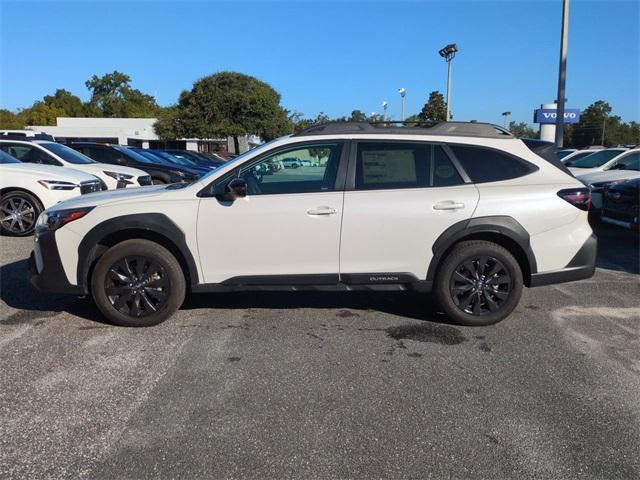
449,145 -> 536,183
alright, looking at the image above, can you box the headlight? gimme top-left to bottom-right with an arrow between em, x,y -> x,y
37,180 -> 78,191
103,171 -> 134,181
36,207 -> 95,233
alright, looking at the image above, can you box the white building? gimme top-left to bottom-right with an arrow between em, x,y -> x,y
28,117 -> 260,154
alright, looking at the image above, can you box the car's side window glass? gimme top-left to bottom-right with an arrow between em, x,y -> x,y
355,142 -> 429,190
432,145 -> 464,187
0,144 -> 59,166
236,143 -> 343,195
450,145 -> 534,183
614,152 -> 639,169
85,147 -> 118,164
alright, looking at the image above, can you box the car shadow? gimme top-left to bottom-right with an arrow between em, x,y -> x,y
592,222 -> 639,274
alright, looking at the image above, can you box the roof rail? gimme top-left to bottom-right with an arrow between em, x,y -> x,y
292,121 -> 513,138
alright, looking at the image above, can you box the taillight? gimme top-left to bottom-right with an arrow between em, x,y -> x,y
558,188 -> 591,211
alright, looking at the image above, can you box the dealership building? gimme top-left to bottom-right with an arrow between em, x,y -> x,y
27,117 -> 261,154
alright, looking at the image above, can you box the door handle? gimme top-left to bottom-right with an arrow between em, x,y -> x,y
433,201 -> 465,211
307,206 -> 338,216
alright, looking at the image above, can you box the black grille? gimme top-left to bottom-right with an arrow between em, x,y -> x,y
80,180 -> 102,195
138,175 -> 152,186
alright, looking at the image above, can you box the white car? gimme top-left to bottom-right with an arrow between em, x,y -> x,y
28,122 -> 596,328
0,150 -> 102,236
567,148 -> 628,175
0,139 -> 152,190
575,149 -> 640,209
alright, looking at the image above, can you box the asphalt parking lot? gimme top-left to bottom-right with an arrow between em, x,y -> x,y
1,223 -> 638,479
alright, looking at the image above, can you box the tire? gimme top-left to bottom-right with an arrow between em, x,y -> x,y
434,240 -> 523,326
91,239 -> 186,327
151,178 -> 166,185
0,191 -> 42,237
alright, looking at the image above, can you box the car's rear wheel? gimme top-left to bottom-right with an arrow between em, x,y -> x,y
91,239 -> 186,327
434,240 -> 523,326
0,191 -> 42,236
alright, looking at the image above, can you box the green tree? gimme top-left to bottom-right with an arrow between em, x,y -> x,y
0,109 -> 24,128
571,100 -> 611,148
349,110 -> 367,122
418,91 -> 447,123
508,121 -> 538,139
158,72 -> 291,142
85,70 -> 159,117
42,89 -> 86,117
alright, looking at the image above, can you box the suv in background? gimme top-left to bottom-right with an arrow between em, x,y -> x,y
0,130 -> 56,141
68,143 -> 201,185
29,122 -> 596,328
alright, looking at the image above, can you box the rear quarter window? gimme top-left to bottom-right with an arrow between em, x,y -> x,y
450,145 -> 537,183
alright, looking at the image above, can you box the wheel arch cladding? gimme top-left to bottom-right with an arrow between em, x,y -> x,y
77,213 -> 198,290
426,216 -> 537,287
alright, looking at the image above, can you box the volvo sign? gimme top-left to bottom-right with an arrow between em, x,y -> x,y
534,108 -> 580,124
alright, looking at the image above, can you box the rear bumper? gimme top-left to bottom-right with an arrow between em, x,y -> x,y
28,231 -> 86,295
529,233 -> 597,287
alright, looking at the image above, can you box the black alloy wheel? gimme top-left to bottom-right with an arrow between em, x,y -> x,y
105,256 -> 170,317
450,256 -> 511,316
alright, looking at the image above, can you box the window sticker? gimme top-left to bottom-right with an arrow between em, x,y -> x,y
361,150 -> 416,184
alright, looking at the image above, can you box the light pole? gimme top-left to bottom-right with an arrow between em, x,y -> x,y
438,43 -> 458,121
381,101 -> 388,121
554,0 -> 570,147
398,88 -> 406,121
502,111 -> 511,129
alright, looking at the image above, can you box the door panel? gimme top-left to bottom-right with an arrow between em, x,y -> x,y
339,186 -> 479,278
196,192 -> 344,283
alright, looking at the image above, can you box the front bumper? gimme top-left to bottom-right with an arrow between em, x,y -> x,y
28,231 -> 86,295
529,233 -> 597,287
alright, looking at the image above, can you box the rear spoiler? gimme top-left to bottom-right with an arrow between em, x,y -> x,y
521,138 -> 572,176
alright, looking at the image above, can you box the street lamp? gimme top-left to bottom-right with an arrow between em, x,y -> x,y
501,111 -> 511,129
554,0 -> 570,147
398,88 -> 406,121
381,101 -> 388,121
438,43 -> 458,121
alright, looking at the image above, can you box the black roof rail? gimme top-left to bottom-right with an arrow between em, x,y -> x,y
292,121 -> 514,138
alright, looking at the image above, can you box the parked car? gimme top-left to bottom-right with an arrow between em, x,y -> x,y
126,148 -> 211,177
576,150 -> 640,210
562,149 -> 602,165
68,143 -> 200,185
0,130 -> 55,141
567,148 -> 629,175
281,157 -> 301,168
601,177 -> 639,233
0,150 -> 101,236
0,139 -> 149,190
163,150 -> 225,169
29,121 -> 595,328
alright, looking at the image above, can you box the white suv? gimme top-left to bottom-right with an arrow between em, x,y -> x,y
28,122 -> 596,327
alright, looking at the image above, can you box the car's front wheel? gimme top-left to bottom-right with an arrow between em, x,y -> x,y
0,191 -> 42,236
91,239 -> 186,327
434,240 -> 523,326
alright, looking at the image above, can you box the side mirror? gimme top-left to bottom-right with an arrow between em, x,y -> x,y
227,177 -> 247,198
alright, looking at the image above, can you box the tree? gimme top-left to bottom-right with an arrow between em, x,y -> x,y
157,72 -> 291,142
508,121 -> 538,139
418,91 -> 447,123
0,109 -> 24,128
570,100 -> 611,148
21,102 -> 67,126
42,89 -> 86,117
85,70 -> 159,117
349,110 -> 367,122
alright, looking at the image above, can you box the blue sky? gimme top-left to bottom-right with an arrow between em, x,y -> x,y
1,0 -> 638,126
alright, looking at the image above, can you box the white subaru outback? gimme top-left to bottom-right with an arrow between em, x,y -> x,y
28,122 -> 596,327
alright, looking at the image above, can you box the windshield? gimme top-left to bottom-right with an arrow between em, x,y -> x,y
40,142 -> 96,164
112,146 -> 162,165
614,152 -> 640,171
570,149 -> 625,168
130,148 -> 176,166
0,150 -> 20,164
153,151 -> 195,168
556,150 -> 575,160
